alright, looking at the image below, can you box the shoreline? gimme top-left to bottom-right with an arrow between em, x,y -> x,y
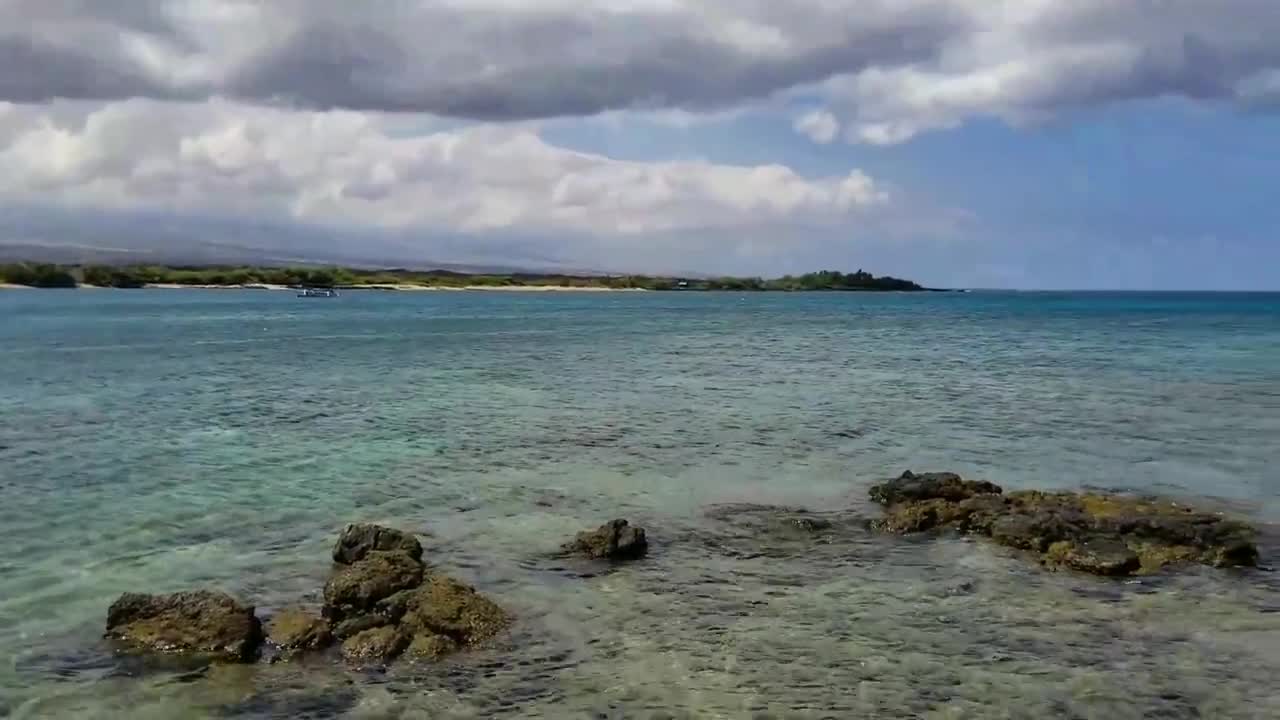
0,283 -> 649,292
343,284 -> 648,292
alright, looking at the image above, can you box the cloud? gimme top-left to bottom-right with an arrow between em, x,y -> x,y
820,0 -> 1280,143
2,1 -> 1279,143
794,109 -> 839,144
0,0 -> 962,117
0,99 -> 887,241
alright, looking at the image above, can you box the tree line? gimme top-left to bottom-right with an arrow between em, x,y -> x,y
0,263 -> 925,292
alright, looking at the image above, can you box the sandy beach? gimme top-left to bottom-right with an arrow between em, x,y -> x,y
142,283 -> 292,290
3,283 -> 646,292
346,284 -> 647,292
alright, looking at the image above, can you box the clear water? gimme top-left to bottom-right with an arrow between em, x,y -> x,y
1,289 -> 1278,719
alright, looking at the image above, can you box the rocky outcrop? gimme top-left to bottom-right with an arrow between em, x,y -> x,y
397,574 -> 512,646
264,608 -> 332,659
869,471 -> 1260,576
563,519 -> 649,560
106,591 -> 262,663
323,550 -> 425,622
319,524 -> 510,665
332,523 -> 424,565
106,523 -> 511,669
868,470 -> 1002,506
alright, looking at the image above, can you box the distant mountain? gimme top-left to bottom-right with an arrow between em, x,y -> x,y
0,207 -> 613,276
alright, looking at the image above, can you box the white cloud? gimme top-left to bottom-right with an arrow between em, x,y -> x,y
794,109 -> 839,144
0,100 -> 887,239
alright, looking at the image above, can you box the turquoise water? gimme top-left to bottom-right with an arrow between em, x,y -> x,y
1,289 -> 1279,718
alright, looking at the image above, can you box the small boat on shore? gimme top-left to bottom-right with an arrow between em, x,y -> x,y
297,287 -> 340,297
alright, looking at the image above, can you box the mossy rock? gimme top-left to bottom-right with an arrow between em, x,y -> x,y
399,574 -> 512,646
264,608 -> 332,657
869,470 -> 1002,506
868,472 -> 1260,577
323,551 -> 424,622
341,626 -> 409,664
106,591 -> 262,663
333,523 -> 424,565
1045,539 -> 1140,576
404,632 -> 460,662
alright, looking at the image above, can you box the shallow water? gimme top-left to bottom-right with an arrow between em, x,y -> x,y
1,289 -> 1279,718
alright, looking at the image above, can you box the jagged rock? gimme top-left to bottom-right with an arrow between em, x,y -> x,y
989,512 -> 1083,552
373,589 -> 416,624
563,519 -> 648,560
323,551 -> 424,622
1046,539 -> 1141,576
874,494 -> 1012,535
264,608 -> 332,657
399,574 -> 512,646
869,470 -> 1002,506
331,614 -> 389,640
340,626 -> 408,664
867,472 -> 1260,577
404,632 -> 460,662
106,591 -> 262,662
333,523 -> 423,565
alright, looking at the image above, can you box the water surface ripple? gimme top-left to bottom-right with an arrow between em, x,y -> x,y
1,290 -> 1278,718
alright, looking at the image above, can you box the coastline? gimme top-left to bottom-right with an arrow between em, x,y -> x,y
1,282 -> 648,292
344,284 -> 648,292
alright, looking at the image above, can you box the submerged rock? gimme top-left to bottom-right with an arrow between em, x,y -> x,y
264,609 -> 332,658
332,523 -> 423,565
106,591 -> 262,663
867,471 -> 1260,576
563,518 -> 649,560
340,626 -> 409,664
322,550 -> 425,622
768,514 -> 834,534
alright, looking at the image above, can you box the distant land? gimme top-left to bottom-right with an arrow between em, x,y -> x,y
0,262 -> 930,292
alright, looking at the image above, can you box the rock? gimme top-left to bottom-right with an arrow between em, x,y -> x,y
399,574 -> 512,646
869,470 -> 1003,506
323,551 -> 424,622
332,523 -> 423,565
332,614 -> 389,640
373,589 -> 416,624
867,473 -> 1261,577
105,591 -> 262,663
563,519 -> 648,560
953,494 -> 1012,534
874,498 -> 966,534
768,515 -> 833,533
1046,539 -> 1141,576
340,626 -> 408,664
264,609 -> 332,657
404,632 -> 460,662
873,494 -> 1011,535
989,512 -> 1083,553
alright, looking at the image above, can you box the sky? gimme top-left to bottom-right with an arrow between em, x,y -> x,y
1,1 -> 1278,289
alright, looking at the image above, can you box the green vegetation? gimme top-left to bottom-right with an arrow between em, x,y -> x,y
0,263 -> 927,292
0,262 -> 78,288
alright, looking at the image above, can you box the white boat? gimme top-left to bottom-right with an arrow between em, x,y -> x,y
297,288 -> 340,297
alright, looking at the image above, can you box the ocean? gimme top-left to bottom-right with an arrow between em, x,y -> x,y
1,289 -> 1278,718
